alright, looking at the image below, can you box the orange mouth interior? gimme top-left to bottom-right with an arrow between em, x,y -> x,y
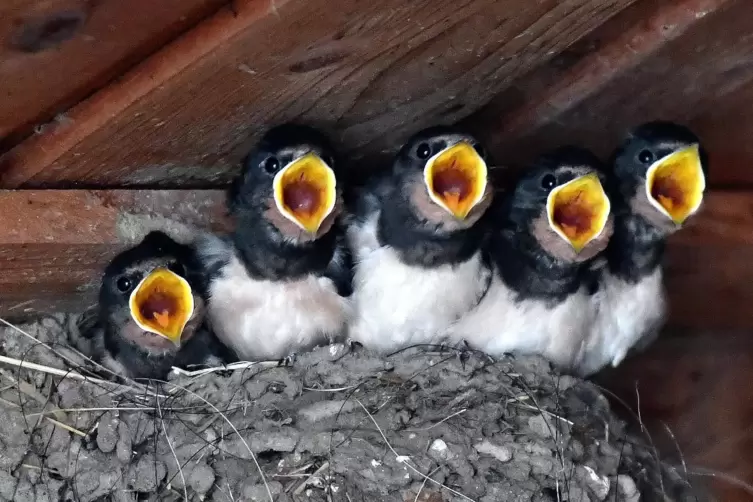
273,153 -> 336,233
424,142 -> 487,219
547,173 -> 611,252
129,268 -> 194,344
646,144 -> 705,224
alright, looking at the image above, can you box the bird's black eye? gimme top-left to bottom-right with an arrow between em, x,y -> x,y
167,261 -> 185,277
540,173 -> 557,191
638,149 -> 654,164
416,143 -> 432,160
473,143 -> 486,159
116,277 -> 132,293
261,156 -> 280,174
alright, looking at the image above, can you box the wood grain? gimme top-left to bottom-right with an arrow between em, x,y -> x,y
0,0 -> 227,148
463,0 -> 753,187
0,190 -> 228,315
0,0 -> 638,187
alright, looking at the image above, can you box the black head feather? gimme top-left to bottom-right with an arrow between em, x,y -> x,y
228,123 -> 345,281
391,125 -> 490,177
101,231 -> 201,308
606,121 -> 709,281
490,146 -> 611,302
96,231 -> 230,380
502,146 -> 608,232
376,125 -> 493,267
610,121 -> 708,203
228,124 -> 338,213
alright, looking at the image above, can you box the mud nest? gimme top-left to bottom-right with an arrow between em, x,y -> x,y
0,315 -> 706,502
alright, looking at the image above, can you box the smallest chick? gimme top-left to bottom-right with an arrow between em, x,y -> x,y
91,231 -> 228,380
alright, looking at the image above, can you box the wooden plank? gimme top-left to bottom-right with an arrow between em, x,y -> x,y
0,0 -> 227,148
597,331 -> 753,502
0,0 -> 638,187
462,0 -> 752,187
661,191 -> 753,331
0,189 -> 748,331
0,190 -> 228,315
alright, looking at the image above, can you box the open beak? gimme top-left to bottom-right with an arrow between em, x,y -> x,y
645,144 -> 705,225
424,141 -> 487,219
273,153 -> 337,233
129,268 -> 194,345
547,173 -> 611,252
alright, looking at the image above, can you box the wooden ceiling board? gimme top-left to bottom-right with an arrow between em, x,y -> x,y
0,0 -> 638,187
464,0 -> 752,186
0,0 -> 228,147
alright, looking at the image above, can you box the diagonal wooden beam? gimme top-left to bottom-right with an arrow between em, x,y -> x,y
0,0 -> 229,147
0,0 -> 638,188
461,0 -> 750,186
472,0 -> 735,142
0,0 -> 285,186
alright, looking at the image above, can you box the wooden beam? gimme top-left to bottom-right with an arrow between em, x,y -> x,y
463,0 -> 753,187
0,189 -> 748,333
0,0 -> 638,187
0,190 -> 228,315
0,0 -> 227,147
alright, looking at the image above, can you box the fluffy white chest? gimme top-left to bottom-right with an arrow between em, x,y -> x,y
347,216 -> 490,353
446,275 -> 596,370
207,255 -> 349,361
579,268 -> 665,375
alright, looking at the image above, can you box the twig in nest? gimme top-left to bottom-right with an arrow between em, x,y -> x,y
413,467 -> 441,502
293,461 -> 329,495
0,368 -> 65,419
26,406 -> 152,417
170,360 -> 280,378
406,408 -> 467,432
0,396 -> 86,437
164,381 -> 274,502
303,384 -> 360,392
683,465 -> 753,497
0,316 -> 117,379
0,354 -> 146,393
0,317 -> 80,367
354,398 -> 476,502
662,421 -> 689,481
511,403 -> 574,426
157,393 -> 188,501
45,417 -> 88,438
592,382 -> 663,472
635,381 -> 664,497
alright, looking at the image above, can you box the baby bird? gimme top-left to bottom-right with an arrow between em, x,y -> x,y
346,126 -> 494,353
197,124 -> 352,361
445,147 -> 613,371
92,231 -> 227,380
577,122 -> 708,376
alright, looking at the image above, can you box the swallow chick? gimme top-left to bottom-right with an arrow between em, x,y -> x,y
92,231 -> 227,380
577,122 -> 708,376
346,126 -> 494,353
444,147 -> 613,371
196,124 -> 352,361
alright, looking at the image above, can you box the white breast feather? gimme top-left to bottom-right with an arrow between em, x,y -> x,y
577,268 -> 665,376
198,235 -> 350,361
445,274 -> 595,370
347,214 -> 490,353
